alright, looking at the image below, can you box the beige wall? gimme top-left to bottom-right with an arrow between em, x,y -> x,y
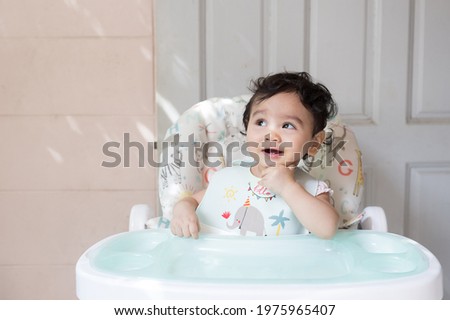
0,0 -> 156,299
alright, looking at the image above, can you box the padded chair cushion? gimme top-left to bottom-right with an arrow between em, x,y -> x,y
154,96 -> 364,230
306,119 -> 365,228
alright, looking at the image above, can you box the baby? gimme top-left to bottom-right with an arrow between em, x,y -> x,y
171,72 -> 339,239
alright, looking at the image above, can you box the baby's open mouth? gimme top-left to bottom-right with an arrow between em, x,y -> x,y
263,148 -> 284,156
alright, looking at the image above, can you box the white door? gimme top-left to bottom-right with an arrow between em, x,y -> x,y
155,0 -> 450,299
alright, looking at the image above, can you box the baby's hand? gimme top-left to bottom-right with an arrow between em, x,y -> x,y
171,198 -> 200,239
258,166 -> 296,196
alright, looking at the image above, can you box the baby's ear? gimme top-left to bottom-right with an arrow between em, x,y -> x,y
307,131 -> 325,157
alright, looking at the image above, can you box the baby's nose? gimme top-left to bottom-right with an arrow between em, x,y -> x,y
264,131 -> 281,142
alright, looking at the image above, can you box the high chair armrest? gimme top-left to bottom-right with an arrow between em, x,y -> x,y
129,204 -> 154,231
360,206 -> 387,232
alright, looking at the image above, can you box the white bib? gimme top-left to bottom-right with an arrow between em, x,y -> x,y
196,166 -> 322,236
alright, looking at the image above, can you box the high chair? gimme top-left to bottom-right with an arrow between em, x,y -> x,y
76,96 -> 443,299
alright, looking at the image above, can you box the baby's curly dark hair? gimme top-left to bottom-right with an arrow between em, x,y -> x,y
243,72 -> 337,136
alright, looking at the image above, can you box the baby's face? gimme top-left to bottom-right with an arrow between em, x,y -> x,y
246,92 -> 317,173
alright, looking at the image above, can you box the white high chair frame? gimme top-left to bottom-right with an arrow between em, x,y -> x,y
129,95 -> 388,233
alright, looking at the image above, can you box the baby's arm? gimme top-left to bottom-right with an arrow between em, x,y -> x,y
170,190 -> 205,239
284,186 -> 338,239
259,167 -> 339,239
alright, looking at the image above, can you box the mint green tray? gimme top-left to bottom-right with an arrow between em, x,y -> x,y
89,230 -> 429,284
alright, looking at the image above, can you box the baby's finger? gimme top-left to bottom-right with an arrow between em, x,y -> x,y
181,224 -> 193,238
260,166 -> 275,176
170,223 -> 182,237
189,223 -> 200,239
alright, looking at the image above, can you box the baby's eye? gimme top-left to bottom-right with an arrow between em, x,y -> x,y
256,119 -> 267,127
282,123 -> 295,129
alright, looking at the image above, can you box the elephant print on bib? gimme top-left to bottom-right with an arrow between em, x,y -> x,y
227,197 -> 265,236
